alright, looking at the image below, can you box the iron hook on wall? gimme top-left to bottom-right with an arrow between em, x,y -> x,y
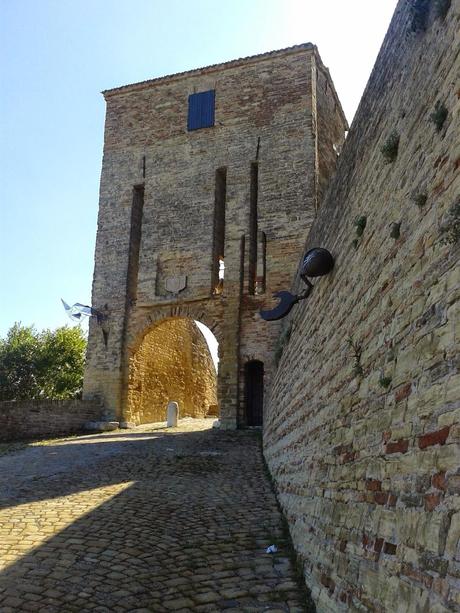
259,248 -> 334,321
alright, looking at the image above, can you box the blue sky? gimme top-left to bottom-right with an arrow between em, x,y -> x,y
0,0 -> 398,338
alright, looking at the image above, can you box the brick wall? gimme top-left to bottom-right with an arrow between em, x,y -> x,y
264,1 -> 459,610
0,400 -> 103,442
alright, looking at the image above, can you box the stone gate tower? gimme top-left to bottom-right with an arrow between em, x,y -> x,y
83,43 -> 347,429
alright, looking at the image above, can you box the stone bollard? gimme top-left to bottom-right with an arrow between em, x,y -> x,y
167,401 -> 179,427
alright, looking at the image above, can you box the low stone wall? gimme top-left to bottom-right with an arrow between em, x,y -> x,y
0,399 -> 103,442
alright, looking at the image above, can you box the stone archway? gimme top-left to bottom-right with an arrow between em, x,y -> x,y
125,317 -> 218,425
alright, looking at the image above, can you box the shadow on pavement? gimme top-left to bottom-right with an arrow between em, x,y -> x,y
0,427 -> 310,611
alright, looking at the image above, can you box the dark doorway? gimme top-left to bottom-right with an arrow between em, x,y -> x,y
245,360 -> 264,426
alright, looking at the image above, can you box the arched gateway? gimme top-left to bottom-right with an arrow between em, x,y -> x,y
126,317 -> 218,425
82,43 -> 347,428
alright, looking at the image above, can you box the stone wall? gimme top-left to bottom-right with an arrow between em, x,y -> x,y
0,400 -> 103,442
264,1 -> 460,611
126,318 -> 217,424
84,43 -> 347,429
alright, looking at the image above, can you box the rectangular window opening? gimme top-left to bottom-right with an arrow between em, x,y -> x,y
127,185 -> 144,302
212,168 -> 226,295
248,163 -> 258,294
188,90 -> 215,131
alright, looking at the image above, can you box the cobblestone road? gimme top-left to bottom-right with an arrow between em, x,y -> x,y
0,419 -> 310,612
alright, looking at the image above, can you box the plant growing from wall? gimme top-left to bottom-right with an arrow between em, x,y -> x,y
440,201 -> 460,245
352,216 -> 367,249
347,336 -> 363,377
381,131 -> 400,163
354,215 -> 367,237
430,102 -> 448,132
390,222 -> 401,240
379,375 -> 392,389
412,193 -> 427,208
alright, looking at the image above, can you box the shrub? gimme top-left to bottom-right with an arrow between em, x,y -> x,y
430,102 -> 448,132
0,323 -> 87,400
381,131 -> 400,163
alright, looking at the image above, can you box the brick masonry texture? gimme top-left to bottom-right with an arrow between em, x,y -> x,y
264,1 -> 460,611
83,43 -> 347,429
0,400 -> 102,442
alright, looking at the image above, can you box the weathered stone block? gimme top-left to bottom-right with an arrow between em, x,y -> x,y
418,426 -> 450,449
445,512 -> 460,559
424,493 -> 442,512
385,439 -> 409,455
438,407 -> 460,428
84,421 -> 119,432
432,471 -> 447,491
119,421 -> 135,429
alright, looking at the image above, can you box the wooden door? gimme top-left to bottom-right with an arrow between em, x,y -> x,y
245,361 -> 264,426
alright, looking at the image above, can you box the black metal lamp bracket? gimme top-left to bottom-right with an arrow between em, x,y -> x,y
259,248 -> 334,322
293,279 -> 314,305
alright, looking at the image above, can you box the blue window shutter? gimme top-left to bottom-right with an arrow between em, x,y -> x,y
187,93 -> 200,130
188,90 -> 215,131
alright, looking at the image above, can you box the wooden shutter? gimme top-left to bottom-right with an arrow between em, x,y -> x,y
188,90 -> 215,130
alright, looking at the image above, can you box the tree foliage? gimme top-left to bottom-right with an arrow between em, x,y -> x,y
0,323 -> 87,401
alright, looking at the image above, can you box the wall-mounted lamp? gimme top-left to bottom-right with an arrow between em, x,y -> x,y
260,248 -> 334,321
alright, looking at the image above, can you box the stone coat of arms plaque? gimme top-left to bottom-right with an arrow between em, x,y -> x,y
164,275 -> 187,294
